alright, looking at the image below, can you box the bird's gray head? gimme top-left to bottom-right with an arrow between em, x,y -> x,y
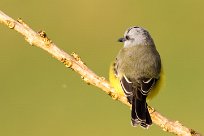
118,26 -> 154,48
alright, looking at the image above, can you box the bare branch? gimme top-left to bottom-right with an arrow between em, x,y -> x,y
0,10 -> 202,136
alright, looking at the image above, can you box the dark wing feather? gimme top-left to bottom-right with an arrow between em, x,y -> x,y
120,75 -> 155,128
120,75 -> 133,103
139,78 -> 157,95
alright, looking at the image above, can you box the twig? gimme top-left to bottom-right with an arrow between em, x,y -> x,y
0,10 -> 202,136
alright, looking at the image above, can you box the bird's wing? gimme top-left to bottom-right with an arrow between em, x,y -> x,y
120,75 -> 133,96
120,75 -> 154,127
120,76 -> 158,97
139,77 -> 158,95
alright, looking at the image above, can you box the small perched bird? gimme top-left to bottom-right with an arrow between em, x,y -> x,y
109,26 -> 163,128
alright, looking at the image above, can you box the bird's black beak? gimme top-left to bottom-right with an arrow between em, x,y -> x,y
118,37 -> 126,42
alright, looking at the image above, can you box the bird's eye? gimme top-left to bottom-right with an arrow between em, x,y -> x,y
125,35 -> 130,40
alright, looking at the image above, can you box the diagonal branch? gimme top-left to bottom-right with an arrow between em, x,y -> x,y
0,10 -> 202,136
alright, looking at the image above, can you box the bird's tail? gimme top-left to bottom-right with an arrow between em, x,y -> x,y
131,92 -> 152,128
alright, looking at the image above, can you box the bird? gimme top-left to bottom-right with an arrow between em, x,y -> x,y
109,26 -> 163,128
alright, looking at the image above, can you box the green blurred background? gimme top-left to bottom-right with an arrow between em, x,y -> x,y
0,0 -> 203,135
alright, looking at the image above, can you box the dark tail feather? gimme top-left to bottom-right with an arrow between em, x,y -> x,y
145,104 -> 152,126
131,91 -> 152,128
131,95 -> 140,126
136,98 -> 146,121
140,104 -> 152,128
